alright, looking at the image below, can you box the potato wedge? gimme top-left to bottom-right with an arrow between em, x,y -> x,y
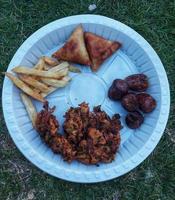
41,76 -> 71,88
18,74 -> 50,93
20,93 -> 37,127
5,72 -> 45,102
68,65 -> 81,73
34,57 -> 45,70
43,56 -> 59,66
12,66 -> 68,79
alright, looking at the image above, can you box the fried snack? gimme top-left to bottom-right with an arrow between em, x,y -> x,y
52,25 -> 91,66
35,102 -> 75,162
68,65 -> 81,73
48,62 -> 69,72
63,103 -> 122,164
34,57 -> 45,70
41,87 -> 57,98
35,102 -> 121,165
18,74 -> 50,93
20,93 -> 37,127
12,66 -> 67,79
41,76 -> 71,88
84,32 -> 121,71
43,56 -> 59,66
5,72 -> 45,102
35,102 -> 59,138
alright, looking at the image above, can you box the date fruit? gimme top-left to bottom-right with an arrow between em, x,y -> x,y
125,74 -> 148,92
125,111 -> 144,129
137,93 -> 156,113
108,79 -> 128,100
121,93 -> 138,111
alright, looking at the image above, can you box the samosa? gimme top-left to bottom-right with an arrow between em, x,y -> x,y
85,32 -> 121,71
53,25 -> 91,66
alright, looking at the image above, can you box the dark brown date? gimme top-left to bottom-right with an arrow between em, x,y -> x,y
137,93 -> 156,113
121,93 -> 138,112
108,79 -> 128,100
125,111 -> 144,129
125,74 -> 148,92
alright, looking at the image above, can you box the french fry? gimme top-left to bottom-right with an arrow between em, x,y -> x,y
40,76 -> 71,88
12,66 -> 68,79
41,76 -> 71,98
43,64 -> 51,71
18,74 -> 50,93
33,88 -> 41,94
68,65 -> 81,73
20,93 -> 37,127
43,56 -> 59,66
34,57 -> 45,70
5,72 -> 45,102
41,87 -> 57,98
48,62 -> 69,72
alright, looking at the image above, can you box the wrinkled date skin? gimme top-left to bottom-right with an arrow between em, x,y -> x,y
125,111 -> 144,129
121,93 -> 138,112
137,93 -> 156,113
125,74 -> 149,92
108,79 -> 129,100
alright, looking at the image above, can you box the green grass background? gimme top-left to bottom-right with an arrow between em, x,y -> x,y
0,0 -> 175,199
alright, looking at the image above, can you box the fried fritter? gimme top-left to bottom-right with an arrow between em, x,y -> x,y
64,103 -> 122,164
35,102 -> 75,162
35,102 -> 122,165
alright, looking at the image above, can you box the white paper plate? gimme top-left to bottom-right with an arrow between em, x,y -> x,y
2,15 -> 170,183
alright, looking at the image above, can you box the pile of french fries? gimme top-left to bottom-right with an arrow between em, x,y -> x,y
4,56 -> 81,102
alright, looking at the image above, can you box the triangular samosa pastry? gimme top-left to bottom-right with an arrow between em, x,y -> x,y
84,32 -> 121,71
52,25 -> 91,66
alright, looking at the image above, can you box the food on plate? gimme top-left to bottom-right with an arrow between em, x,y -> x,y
68,65 -> 81,73
34,57 -> 45,70
108,79 -> 128,100
125,74 -> 149,92
4,56 -> 80,101
48,61 -> 69,72
5,72 -> 45,102
137,93 -> 156,113
35,102 -> 59,138
121,93 -> 138,112
35,102 -> 122,164
43,56 -> 59,66
84,32 -> 121,71
20,93 -> 37,127
63,103 -> 122,164
41,87 -> 58,98
125,111 -> 144,129
12,66 -> 68,79
40,76 -> 71,88
35,102 -> 76,162
31,102 -> 75,161
52,25 -> 91,66
108,73 -> 156,129
18,74 -> 50,93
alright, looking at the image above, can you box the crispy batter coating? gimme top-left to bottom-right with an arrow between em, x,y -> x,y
35,102 -> 122,165
64,103 -> 122,164
35,102 -> 75,162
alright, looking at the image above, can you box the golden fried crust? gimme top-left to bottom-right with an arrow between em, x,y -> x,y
85,32 -> 121,71
52,25 -> 91,66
